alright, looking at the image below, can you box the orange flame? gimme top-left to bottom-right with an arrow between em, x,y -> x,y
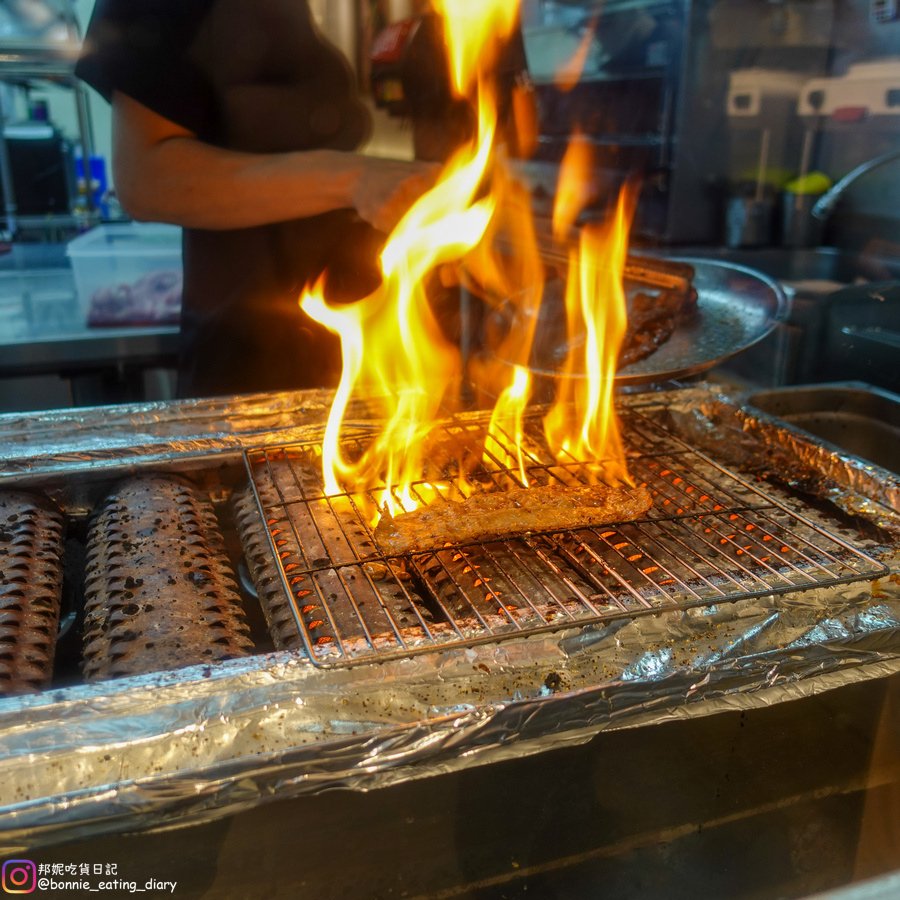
431,0 -> 520,97
303,0 -> 638,519
301,130 -> 496,517
484,365 -> 532,486
544,142 -> 635,484
551,131 -> 594,243
302,0 -> 519,520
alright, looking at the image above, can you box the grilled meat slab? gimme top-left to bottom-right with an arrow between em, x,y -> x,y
620,286 -> 699,368
375,482 -> 653,555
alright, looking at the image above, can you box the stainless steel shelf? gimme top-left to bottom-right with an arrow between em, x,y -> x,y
0,18 -> 96,239
0,38 -> 81,79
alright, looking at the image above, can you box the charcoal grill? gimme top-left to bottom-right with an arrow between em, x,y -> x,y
245,399 -> 888,667
1,383 -> 898,853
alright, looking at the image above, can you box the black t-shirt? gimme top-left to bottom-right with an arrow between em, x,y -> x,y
77,0 -> 383,398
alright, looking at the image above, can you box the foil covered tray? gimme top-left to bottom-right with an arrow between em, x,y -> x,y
0,384 -> 897,853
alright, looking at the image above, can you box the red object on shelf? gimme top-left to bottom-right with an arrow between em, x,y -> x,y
370,19 -> 419,65
831,106 -> 869,122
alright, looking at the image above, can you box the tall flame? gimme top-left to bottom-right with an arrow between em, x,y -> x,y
302,0 -> 521,520
544,141 -> 635,484
484,365 -> 531,486
551,131 -> 594,243
431,0 -> 520,96
302,0 -> 639,518
554,17 -> 599,93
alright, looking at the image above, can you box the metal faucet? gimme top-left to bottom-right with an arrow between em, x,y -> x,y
811,148 -> 900,222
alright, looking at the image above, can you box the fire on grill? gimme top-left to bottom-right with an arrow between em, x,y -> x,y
0,0 -> 884,692
298,0 -> 645,538
224,0 -> 882,668
0,2 -> 888,692
242,406 -> 886,667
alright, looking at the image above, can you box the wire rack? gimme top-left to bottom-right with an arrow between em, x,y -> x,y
244,405 -> 888,667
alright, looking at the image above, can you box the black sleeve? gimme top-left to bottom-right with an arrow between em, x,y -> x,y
75,0 -> 219,140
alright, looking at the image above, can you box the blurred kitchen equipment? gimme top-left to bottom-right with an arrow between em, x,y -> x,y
520,0 -> 734,244
368,16 -> 421,116
519,0 -> 838,245
0,0 -> 95,237
0,119 -> 75,216
779,116 -> 829,248
725,192 -> 776,248
811,148 -> 900,223
748,381 -> 900,476
727,68 -> 807,192
782,191 -> 822,249
812,281 -> 900,393
0,0 -> 72,41
725,128 -> 776,248
798,58 -> 900,251
782,169 -> 832,249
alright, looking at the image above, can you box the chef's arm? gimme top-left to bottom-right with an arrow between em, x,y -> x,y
112,91 -> 434,233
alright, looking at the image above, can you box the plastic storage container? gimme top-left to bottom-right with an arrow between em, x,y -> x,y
66,222 -> 183,327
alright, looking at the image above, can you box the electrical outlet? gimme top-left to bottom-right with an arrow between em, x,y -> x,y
871,0 -> 899,24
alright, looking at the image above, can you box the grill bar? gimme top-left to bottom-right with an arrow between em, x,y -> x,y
244,406 -> 889,667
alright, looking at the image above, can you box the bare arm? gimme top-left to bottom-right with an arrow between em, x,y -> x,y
112,91 -> 435,233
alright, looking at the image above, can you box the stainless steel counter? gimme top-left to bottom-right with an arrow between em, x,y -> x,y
0,242 -> 178,408
0,243 -> 178,373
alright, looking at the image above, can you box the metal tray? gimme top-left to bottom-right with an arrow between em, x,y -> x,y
245,404 -> 887,667
0,384 -> 898,853
748,381 -> 900,477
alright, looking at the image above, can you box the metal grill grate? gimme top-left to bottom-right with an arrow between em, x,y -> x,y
244,406 -> 889,667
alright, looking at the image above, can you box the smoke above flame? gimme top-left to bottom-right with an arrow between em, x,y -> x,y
301,0 -> 636,521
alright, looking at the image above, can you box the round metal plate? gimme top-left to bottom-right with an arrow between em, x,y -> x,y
616,257 -> 789,384
473,257 -> 789,387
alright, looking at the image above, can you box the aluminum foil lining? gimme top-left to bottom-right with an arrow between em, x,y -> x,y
0,384 -> 898,852
661,387 -> 900,534
0,390 -> 336,485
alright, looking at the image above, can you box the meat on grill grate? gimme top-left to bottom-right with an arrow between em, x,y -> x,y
82,476 -> 254,682
0,491 -> 65,696
375,482 -> 653,555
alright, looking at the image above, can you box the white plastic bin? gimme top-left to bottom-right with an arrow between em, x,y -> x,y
66,222 -> 183,326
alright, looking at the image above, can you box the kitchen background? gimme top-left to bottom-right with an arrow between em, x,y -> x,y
1,5 -> 899,889
0,0 -> 898,411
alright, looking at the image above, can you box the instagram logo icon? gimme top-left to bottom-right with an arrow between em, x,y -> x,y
1,861 -> 36,894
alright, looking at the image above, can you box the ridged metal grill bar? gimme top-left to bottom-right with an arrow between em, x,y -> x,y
244,406 -> 888,667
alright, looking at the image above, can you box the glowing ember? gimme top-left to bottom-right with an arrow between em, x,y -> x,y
301,0 -> 637,521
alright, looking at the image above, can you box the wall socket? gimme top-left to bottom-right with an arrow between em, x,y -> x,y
871,0 -> 899,24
